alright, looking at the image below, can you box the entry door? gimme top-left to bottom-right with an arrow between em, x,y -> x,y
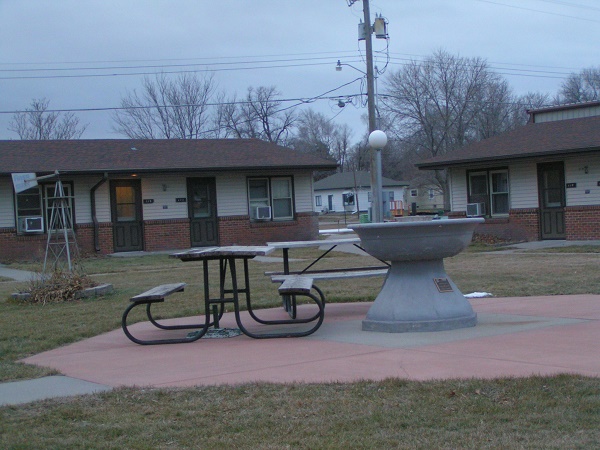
188,178 -> 218,247
111,180 -> 143,252
537,162 -> 566,239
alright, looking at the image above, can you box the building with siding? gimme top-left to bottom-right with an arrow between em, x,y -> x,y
416,101 -> 600,241
313,171 -> 409,218
0,139 -> 337,261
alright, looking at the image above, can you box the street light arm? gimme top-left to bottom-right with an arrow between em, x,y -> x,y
336,60 -> 366,75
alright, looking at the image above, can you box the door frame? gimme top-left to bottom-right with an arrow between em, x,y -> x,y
110,179 -> 144,252
187,177 -> 219,247
537,161 -> 566,240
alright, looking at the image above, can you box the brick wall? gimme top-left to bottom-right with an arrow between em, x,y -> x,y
0,228 -> 46,262
0,213 -> 321,261
75,223 -> 113,256
506,208 -> 540,241
449,208 -> 540,242
565,205 -> 600,240
144,219 -> 190,251
0,224 -> 113,262
219,212 -> 319,245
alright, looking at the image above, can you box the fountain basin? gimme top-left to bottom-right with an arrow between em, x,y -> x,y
349,217 -> 484,333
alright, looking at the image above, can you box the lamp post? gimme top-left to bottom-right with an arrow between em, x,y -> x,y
368,130 -> 387,222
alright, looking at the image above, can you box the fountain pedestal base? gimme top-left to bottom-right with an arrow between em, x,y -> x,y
362,259 -> 477,333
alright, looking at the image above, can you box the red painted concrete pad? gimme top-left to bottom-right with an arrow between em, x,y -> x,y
21,296 -> 600,387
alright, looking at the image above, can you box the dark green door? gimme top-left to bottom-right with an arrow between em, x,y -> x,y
537,162 -> 565,239
111,180 -> 143,252
188,178 -> 218,247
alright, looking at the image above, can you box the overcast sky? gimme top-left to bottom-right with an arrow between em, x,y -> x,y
1,0 -> 599,142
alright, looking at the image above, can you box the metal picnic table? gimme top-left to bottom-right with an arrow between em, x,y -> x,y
121,245 -> 325,344
267,238 -> 390,317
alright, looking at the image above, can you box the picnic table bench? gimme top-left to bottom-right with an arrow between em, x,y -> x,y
122,282 -> 211,345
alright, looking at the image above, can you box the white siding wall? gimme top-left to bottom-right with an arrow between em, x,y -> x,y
140,174 -> 188,220
534,105 -> 600,123
0,177 -> 16,227
449,168 -> 467,212
509,162 -> 538,208
293,172 -> 314,213
72,177 -> 93,223
565,154 -> 600,206
216,173 -> 247,217
1,170 -> 317,229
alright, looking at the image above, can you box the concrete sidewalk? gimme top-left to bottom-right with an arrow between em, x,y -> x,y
6,294 -> 599,406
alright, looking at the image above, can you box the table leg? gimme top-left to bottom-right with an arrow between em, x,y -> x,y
281,248 -> 297,318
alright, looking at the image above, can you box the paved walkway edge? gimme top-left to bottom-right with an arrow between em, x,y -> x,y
0,375 -> 112,406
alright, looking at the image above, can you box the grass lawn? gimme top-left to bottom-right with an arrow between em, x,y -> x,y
1,244 -> 599,447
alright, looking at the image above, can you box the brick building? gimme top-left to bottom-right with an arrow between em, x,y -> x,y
417,101 -> 600,241
0,139 -> 337,261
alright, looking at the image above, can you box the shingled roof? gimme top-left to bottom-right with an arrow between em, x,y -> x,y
314,171 -> 408,190
416,115 -> 600,170
0,139 -> 338,175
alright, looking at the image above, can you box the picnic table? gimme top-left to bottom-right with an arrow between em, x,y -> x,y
121,245 -> 326,344
267,238 -> 390,317
267,237 -> 389,277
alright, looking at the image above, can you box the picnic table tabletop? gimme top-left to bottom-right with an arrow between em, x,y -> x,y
170,245 -> 275,261
267,237 -> 360,249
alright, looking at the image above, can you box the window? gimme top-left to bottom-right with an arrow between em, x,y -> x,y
342,192 -> 355,206
410,189 -> 418,197
467,169 -> 509,216
490,170 -> 509,215
248,177 -> 294,221
428,189 -> 435,200
15,186 -> 43,233
14,182 -> 75,233
315,195 -> 322,207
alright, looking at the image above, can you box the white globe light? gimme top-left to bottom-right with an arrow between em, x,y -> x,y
368,130 -> 387,148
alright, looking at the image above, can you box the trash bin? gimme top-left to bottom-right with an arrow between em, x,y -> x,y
360,214 -> 370,223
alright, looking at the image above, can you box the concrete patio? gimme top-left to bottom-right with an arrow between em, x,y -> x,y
19,294 -> 600,390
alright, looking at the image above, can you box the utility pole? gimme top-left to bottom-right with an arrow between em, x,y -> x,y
345,0 -> 387,222
362,0 -> 383,222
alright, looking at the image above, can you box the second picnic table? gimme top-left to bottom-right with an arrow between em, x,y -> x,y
267,237 -> 390,317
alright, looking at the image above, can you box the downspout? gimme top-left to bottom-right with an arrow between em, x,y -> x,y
90,173 -> 108,252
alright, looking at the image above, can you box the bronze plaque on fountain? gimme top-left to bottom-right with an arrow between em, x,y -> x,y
434,278 -> 453,293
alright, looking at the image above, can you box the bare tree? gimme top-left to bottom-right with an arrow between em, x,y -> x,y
220,86 -> 296,145
558,67 -> 600,103
289,109 -> 355,171
381,50 -> 536,207
9,98 -> 87,140
112,73 -> 217,139
290,109 -> 336,158
332,124 -> 353,171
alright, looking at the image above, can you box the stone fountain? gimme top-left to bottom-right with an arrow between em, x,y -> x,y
349,217 -> 484,333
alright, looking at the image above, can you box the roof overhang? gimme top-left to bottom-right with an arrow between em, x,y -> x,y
416,146 -> 600,170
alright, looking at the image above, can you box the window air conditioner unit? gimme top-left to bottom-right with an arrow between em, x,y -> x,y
466,203 -> 486,217
255,206 -> 272,220
25,216 -> 44,232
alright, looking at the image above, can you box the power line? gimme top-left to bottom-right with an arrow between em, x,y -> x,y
474,0 -> 600,22
0,60 -> 351,81
0,79 -> 365,115
0,55 -> 357,74
0,50 -> 359,68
